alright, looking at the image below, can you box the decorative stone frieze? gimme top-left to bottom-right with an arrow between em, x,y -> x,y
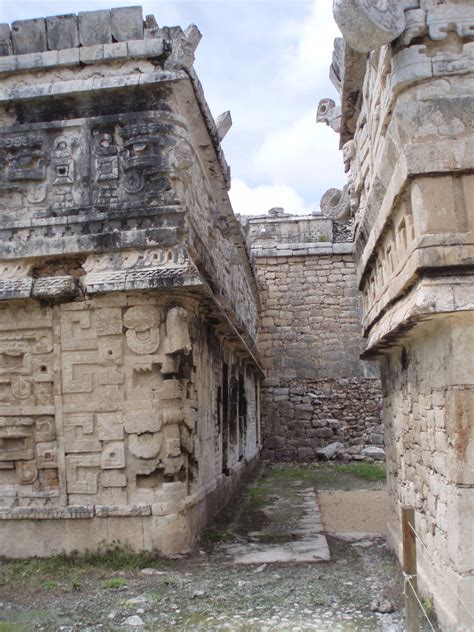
333,0 -> 406,53
326,1 -> 474,629
0,7 -> 262,557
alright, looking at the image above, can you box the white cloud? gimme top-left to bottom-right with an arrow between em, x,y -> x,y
252,109 -> 345,203
229,178 -> 315,216
278,0 -> 341,95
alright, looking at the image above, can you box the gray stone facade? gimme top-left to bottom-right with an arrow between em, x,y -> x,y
0,8 -> 262,557
326,2 -> 474,629
242,210 -> 383,462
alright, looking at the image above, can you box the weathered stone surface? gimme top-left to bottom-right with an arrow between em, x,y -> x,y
332,1 -> 474,629
333,0 -> 406,53
0,24 -> 12,56
244,212 -> 382,462
46,14 -> 79,50
78,10 -> 112,46
0,8 -> 262,560
11,18 -> 47,54
111,6 -> 144,42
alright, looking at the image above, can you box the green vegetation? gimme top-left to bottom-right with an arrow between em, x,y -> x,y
0,543 -> 165,590
336,462 -> 386,481
206,529 -> 234,543
0,624 -> 27,632
420,594 -> 438,628
40,579 -> 58,590
70,578 -> 82,591
101,577 -> 127,590
146,590 -> 164,604
248,483 -> 267,510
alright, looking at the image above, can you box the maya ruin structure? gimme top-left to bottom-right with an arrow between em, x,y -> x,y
324,1 -> 474,630
0,7 -> 262,557
0,3 -> 473,631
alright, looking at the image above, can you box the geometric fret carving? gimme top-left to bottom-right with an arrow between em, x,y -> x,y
63,413 -> 101,453
65,454 -> 101,494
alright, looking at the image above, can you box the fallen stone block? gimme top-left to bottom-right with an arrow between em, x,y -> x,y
361,446 -> 386,461
316,442 -> 345,461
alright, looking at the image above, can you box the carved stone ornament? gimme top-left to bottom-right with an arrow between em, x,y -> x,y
320,186 -> 351,221
316,98 -> 342,134
333,0 -> 406,53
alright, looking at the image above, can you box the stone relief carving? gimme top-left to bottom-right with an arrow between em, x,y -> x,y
334,1 -> 474,52
123,306 -> 161,355
320,186 -> 351,221
165,306 -> 192,356
0,409 -> 59,505
0,112 -> 185,260
318,120 -> 358,221
119,120 -> 169,195
333,0 -> 406,53
316,98 -> 342,133
13,299 -> 195,505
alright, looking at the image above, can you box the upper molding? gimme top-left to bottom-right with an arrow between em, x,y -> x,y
333,0 -> 407,53
334,1 -> 474,53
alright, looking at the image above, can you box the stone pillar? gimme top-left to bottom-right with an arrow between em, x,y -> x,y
328,1 -> 474,629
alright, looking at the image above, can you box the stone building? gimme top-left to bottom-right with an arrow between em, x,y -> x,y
242,209 -> 383,462
324,1 -> 474,630
0,8 -> 262,557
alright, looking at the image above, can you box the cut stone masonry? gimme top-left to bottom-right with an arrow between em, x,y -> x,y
0,7 -> 261,557
242,209 -> 383,463
322,2 -> 474,630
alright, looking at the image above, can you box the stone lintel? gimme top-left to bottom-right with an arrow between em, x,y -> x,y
361,275 -> 474,357
355,147 -> 474,289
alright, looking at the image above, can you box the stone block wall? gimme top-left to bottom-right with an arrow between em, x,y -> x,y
262,378 -> 382,461
0,7 -> 263,558
328,1 -> 474,628
242,211 -> 383,462
381,314 -> 474,631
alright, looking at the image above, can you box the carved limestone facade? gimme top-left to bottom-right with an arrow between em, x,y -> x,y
0,8 -> 262,556
324,1 -> 474,630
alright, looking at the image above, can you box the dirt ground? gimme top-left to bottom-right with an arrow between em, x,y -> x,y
0,462 -> 437,631
318,490 -> 389,534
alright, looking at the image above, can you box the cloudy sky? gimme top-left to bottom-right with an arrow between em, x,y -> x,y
1,0 -> 345,215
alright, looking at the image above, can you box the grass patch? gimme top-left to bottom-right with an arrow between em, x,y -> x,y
40,579 -> 58,590
146,590 -> 164,604
0,624 -> 27,632
0,543 -> 165,589
265,466 -> 313,481
205,529 -> 234,543
101,577 -> 127,590
248,483 -> 268,510
70,578 -> 82,591
336,462 -> 386,481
